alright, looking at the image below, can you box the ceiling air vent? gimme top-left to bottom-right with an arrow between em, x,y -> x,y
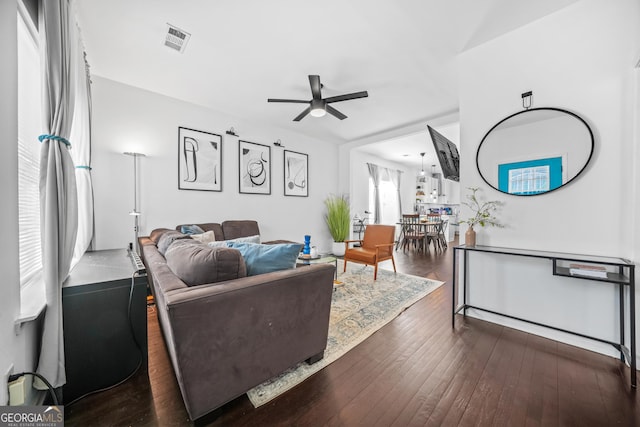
164,24 -> 191,53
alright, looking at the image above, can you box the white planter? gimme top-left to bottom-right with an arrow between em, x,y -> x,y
332,241 -> 346,256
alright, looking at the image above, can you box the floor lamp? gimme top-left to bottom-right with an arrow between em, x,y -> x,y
124,151 -> 145,254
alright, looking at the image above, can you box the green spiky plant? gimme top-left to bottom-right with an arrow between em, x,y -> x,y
459,187 -> 504,228
324,194 -> 351,242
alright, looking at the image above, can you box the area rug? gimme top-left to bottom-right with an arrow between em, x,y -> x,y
246,261 -> 444,407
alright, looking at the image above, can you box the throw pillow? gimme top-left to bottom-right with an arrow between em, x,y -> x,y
190,230 -> 217,244
180,224 -> 205,235
227,242 -> 303,276
149,228 -> 173,244
207,234 -> 261,248
165,240 -> 247,287
157,231 -> 191,256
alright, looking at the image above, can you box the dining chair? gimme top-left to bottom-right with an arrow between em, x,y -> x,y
343,224 -> 396,280
426,213 -> 441,222
399,214 -> 425,252
426,218 -> 448,251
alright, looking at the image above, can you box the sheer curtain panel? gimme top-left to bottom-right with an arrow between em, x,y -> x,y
367,163 -> 381,224
69,15 -> 93,268
389,169 -> 403,220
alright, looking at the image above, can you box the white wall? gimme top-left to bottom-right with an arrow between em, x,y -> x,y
0,0 -> 19,405
91,77 -> 339,254
458,0 -> 640,359
633,66 -> 640,270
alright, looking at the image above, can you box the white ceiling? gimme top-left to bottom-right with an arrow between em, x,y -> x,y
358,122 -> 461,172
75,0 -> 579,167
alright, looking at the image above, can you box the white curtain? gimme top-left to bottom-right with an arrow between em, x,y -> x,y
69,7 -> 93,268
367,163 -> 381,224
36,0 -> 79,389
389,169 -> 402,219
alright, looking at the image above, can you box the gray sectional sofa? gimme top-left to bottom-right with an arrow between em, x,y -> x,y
139,220 -> 335,421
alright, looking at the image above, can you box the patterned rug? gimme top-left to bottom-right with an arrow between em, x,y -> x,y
246,261 -> 444,407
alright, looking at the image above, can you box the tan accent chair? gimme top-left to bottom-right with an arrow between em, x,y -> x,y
343,224 -> 397,280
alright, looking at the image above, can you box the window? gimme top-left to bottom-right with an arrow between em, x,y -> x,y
498,157 -> 563,195
508,165 -> 550,194
369,176 -> 400,225
17,7 -> 42,287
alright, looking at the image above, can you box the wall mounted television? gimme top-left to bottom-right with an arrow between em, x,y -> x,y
427,125 -> 459,181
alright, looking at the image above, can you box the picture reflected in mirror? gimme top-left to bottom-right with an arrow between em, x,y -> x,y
476,108 -> 594,196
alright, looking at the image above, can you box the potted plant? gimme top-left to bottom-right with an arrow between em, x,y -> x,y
459,187 -> 503,246
324,194 -> 350,256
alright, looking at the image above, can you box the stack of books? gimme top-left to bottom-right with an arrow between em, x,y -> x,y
569,263 -> 608,278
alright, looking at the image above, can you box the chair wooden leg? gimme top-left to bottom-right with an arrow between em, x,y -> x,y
374,263 -> 378,280
391,255 -> 397,273
343,259 -> 347,272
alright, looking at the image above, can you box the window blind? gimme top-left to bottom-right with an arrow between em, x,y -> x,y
18,8 -> 42,286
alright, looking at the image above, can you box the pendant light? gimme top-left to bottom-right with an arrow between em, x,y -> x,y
419,152 -> 426,176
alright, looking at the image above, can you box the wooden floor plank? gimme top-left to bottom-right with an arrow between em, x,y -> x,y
64,239 -> 640,427
457,326 -> 528,426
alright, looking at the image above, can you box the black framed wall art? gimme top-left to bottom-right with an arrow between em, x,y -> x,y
239,140 -> 271,194
178,127 -> 222,191
284,150 -> 308,197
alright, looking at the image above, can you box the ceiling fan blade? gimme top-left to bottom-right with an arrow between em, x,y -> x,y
293,106 -> 312,121
267,98 -> 310,104
309,75 -> 322,100
326,105 -> 347,120
324,91 -> 369,104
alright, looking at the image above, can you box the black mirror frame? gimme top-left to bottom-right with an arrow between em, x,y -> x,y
476,107 -> 594,196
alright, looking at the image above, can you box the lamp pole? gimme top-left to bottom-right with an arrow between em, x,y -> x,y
124,152 -> 146,253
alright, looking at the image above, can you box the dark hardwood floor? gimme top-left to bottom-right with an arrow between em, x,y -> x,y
65,238 -> 640,426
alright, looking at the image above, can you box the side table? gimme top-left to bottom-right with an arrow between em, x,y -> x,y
297,255 -> 340,284
62,249 -> 148,403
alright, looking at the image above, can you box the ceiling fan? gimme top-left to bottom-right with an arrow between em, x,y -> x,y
268,75 -> 368,121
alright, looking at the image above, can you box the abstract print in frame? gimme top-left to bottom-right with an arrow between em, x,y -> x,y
178,127 -> 222,191
239,140 -> 271,194
284,150 -> 308,197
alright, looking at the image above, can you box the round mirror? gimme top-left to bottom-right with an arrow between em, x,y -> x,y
476,107 -> 594,196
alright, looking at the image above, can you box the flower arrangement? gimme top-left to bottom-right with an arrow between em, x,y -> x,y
459,187 -> 504,229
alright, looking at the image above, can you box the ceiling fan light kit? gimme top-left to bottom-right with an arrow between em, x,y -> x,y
268,75 -> 368,121
309,99 -> 326,117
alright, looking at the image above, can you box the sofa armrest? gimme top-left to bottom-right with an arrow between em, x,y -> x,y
163,263 -> 334,419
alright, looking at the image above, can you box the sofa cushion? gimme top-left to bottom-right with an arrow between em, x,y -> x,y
157,231 -> 191,256
207,234 -> 260,248
175,223 -> 225,241
165,240 -> 247,287
190,230 -> 217,244
227,242 -> 302,276
222,220 -> 260,240
180,224 -> 205,235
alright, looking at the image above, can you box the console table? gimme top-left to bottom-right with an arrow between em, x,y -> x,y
452,244 -> 636,387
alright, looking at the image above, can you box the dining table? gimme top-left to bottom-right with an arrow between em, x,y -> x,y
395,219 -> 447,253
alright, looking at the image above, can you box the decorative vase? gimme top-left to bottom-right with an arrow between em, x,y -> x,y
332,241 -> 346,256
465,226 -> 476,247
303,235 -> 311,255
